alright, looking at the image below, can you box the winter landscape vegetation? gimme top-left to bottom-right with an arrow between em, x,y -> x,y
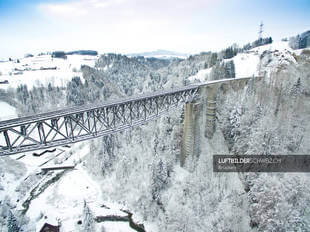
1,0 -> 310,232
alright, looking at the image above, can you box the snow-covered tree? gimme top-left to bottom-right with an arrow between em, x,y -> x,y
7,210 -> 19,232
151,159 -> 172,203
83,201 -> 95,232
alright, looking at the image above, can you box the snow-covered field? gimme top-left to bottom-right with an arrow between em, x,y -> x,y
0,102 -> 17,146
188,67 -> 212,82
0,54 -> 98,90
251,40 -> 293,53
0,101 -> 17,120
232,52 -> 260,77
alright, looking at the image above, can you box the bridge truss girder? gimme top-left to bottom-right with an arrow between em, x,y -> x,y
0,86 -> 199,156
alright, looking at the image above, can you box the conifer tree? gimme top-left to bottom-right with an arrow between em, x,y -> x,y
7,211 -> 19,232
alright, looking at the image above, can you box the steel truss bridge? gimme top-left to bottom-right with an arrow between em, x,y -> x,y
0,85 -> 200,156
0,77 -> 253,156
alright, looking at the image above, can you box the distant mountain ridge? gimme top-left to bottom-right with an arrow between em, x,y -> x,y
127,49 -> 189,59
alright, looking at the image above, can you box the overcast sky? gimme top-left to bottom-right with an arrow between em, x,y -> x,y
1,0 -> 309,59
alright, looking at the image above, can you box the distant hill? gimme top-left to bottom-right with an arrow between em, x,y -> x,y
127,49 -> 189,59
66,50 -> 98,56
289,30 -> 310,49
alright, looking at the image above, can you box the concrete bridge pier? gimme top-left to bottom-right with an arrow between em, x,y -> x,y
180,102 -> 201,166
204,84 -> 219,139
181,84 -> 219,166
180,77 -> 259,166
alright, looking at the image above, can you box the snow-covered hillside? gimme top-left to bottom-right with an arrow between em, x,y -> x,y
188,67 -> 212,82
0,54 -> 98,90
232,41 -> 299,78
82,40 -> 310,232
187,41 -> 298,82
0,138 -> 141,231
1,37 -> 310,232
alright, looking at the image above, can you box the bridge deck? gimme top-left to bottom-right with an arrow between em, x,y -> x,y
0,84 -> 200,130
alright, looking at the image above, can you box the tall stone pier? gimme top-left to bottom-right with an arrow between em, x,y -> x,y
181,83 -> 219,166
181,77 -> 257,166
181,102 -> 201,166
